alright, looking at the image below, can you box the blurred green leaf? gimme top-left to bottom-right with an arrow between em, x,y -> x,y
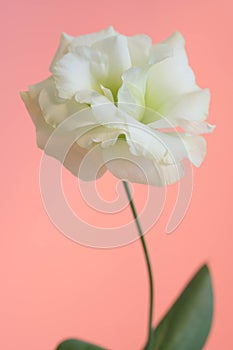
56,339 -> 106,350
151,264 -> 213,350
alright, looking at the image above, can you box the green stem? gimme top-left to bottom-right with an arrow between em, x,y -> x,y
122,181 -> 154,350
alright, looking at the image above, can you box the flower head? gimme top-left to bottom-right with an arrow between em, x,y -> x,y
21,26 -> 214,186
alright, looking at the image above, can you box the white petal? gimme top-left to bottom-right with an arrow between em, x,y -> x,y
20,89 -> 106,179
75,85 -> 115,105
56,106 -> 98,132
149,32 -> 186,64
180,134 -> 206,167
100,85 -> 114,102
66,142 -> 107,180
146,36 -> 197,113
145,131 -> 189,164
127,34 -> 152,66
88,95 -> 181,165
52,51 -> 100,99
148,31 -> 184,65
149,43 -> 173,64
178,120 -> 215,135
148,117 -> 177,130
86,93 -> 127,125
38,77 -> 86,127
75,90 -> 95,104
28,77 -> 52,99
50,32 -> 73,71
81,94 -> 202,169
103,139 -> 185,186
20,90 -> 53,149
93,34 -> 131,96
128,126 -> 206,168
145,131 -> 206,167
117,66 -> 149,120
69,26 -> 116,48
44,128 -> 106,180
160,89 -> 210,121
162,32 -> 185,50
160,162 -> 185,185
77,125 -> 122,149
70,46 -> 108,85
148,115 -> 215,136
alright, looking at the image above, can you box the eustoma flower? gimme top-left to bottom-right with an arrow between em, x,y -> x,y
21,26 -> 214,186
21,27 -> 214,350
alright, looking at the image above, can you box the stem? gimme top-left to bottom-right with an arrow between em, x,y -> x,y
122,181 -> 154,350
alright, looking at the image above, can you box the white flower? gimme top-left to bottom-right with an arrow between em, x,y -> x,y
21,26 -> 214,186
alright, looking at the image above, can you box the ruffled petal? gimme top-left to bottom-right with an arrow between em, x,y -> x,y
160,88 -> 210,121
148,114 -> 215,136
103,139 -> 185,186
77,125 -> 122,149
80,93 -> 207,169
93,35 -> 131,96
38,77 -> 86,127
100,85 -> 114,102
69,26 -> 116,48
50,32 -> 73,71
21,89 -> 106,179
146,32 -> 197,114
52,50 -> 101,99
87,95 -> 182,166
178,120 -> 215,135
149,32 -> 185,66
162,31 -> 185,48
28,77 -> 52,99
142,131 -> 206,167
66,141 -> 107,180
127,34 -> 152,66
117,66 -> 149,120
20,90 -> 54,149
180,134 -> 206,167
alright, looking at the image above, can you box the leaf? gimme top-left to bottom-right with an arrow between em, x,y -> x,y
56,339 -> 106,350
151,264 -> 213,350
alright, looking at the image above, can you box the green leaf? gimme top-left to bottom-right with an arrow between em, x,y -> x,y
151,264 -> 213,350
56,339 -> 106,350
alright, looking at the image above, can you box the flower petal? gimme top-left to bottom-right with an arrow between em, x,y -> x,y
52,50 -> 101,99
149,116 -> 215,135
117,66 -> 149,120
178,120 -> 215,135
21,88 -> 106,179
69,26 -> 116,48
160,88 -> 210,121
146,32 -> 197,114
77,125 -> 122,149
73,91 -> 207,168
87,94 -> 186,165
50,32 -> 73,71
20,90 -> 54,149
180,134 -> 206,167
38,77 -> 86,127
148,31 -> 184,65
149,43 -> 173,64
162,31 -> 185,48
100,85 -> 114,102
93,35 -> 131,96
93,100 -> 178,168
103,139 -> 185,186
127,34 -> 152,66
65,141 -> 106,180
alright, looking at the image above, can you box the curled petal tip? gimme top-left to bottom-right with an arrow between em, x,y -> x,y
20,91 -> 28,102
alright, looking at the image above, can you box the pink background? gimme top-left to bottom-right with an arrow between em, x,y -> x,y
1,0 -> 232,349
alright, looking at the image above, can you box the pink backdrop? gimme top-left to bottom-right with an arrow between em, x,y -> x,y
1,0 -> 232,349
